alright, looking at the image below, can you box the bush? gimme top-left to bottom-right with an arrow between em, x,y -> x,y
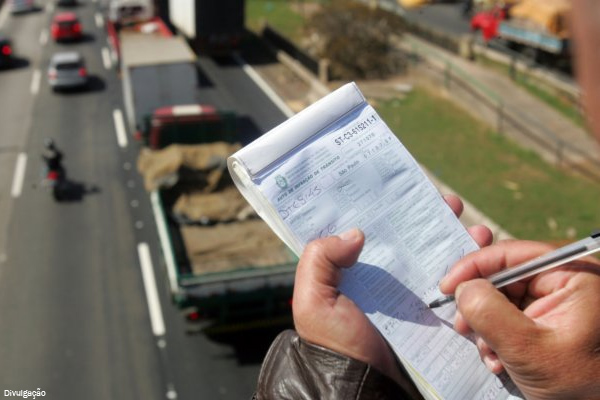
307,0 -> 407,79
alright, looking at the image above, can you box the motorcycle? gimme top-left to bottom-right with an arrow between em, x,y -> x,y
42,166 -> 68,201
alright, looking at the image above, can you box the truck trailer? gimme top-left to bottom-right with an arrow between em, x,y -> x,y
139,140 -> 297,333
168,0 -> 245,54
119,21 -> 199,134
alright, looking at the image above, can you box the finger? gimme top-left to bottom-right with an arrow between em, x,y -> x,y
455,279 -> 538,360
293,228 -> 365,307
467,224 -> 493,248
482,353 -> 504,374
475,335 -> 493,358
443,194 -> 463,217
475,336 -> 504,373
453,310 -> 470,335
440,240 -> 554,293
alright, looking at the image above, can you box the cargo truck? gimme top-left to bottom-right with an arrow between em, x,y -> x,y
168,0 -> 245,54
118,20 -> 199,134
110,0 -> 296,332
471,0 -> 571,62
138,140 -> 297,333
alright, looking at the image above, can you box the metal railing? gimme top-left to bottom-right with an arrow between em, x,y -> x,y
407,38 -> 600,182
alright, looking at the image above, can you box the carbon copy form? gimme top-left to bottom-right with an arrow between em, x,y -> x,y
228,82 -> 523,400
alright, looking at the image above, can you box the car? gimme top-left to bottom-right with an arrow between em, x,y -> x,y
47,52 -> 88,90
0,36 -> 14,68
51,12 -> 82,42
9,0 -> 36,14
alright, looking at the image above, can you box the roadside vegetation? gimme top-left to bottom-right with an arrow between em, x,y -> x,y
476,55 -> 587,131
378,88 -> 600,241
246,0 -> 310,43
246,1 -> 600,242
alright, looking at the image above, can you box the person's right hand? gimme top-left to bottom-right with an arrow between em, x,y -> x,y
440,240 -> 600,400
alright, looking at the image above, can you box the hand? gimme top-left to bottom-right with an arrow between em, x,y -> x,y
292,194 -> 493,387
440,240 -> 600,399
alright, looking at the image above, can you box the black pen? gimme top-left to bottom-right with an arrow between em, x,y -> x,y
428,231 -> 600,308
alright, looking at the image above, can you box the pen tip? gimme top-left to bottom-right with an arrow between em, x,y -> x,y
427,300 -> 439,309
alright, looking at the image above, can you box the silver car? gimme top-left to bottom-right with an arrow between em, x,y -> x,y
48,52 -> 88,90
10,0 -> 36,14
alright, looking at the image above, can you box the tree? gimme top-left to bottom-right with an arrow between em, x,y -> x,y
306,0 -> 407,80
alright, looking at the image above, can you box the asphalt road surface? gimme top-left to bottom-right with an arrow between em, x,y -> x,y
0,1 -> 291,399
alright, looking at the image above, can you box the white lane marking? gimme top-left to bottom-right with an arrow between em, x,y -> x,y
95,12 -> 104,29
0,0 -> 10,28
30,69 -> 41,95
101,47 -> 112,70
39,29 -> 48,45
11,153 -> 27,198
137,243 -> 166,337
232,53 -> 295,118
112,109 -> 128,148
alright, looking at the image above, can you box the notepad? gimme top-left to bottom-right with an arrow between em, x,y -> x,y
228,82 -> 522,400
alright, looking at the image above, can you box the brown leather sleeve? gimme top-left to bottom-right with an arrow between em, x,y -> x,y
253,330 -> 421,400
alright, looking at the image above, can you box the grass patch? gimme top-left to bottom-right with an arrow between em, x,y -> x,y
476,55 -> 587,130
377,88 -> 600,241
246,0 -> 309,43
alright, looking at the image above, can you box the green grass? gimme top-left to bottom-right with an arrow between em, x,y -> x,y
246,1 -> 599,242
477,56 -> 587,131
376,88 -> 600,242
246,0 -> 310,42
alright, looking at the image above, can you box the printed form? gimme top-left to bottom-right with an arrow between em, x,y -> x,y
253,103 -> 520,399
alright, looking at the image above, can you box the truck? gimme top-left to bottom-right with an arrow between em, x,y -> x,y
119,25 -> 199,134
471,0 -> 571,63
108,0 -> 297,332
168,0 -> 245,54
138,139 -> 297,332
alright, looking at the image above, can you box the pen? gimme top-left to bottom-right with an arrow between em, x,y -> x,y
428,230 -> 600,308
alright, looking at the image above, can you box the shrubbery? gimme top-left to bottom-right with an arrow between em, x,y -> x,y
306,0 -> 407,79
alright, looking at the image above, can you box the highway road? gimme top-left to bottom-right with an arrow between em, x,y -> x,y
0,1 -> 290,399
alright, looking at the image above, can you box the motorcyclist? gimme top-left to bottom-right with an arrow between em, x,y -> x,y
41,138 -> 64,178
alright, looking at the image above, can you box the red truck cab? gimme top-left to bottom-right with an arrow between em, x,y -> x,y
470,6 -> 507,41
140,104 -> 237,150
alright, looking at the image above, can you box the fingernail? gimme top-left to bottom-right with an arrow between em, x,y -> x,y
439,275 -> 448,288
339,228 -> 360,241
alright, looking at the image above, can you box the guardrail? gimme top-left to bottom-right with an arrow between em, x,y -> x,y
407,38 -> 600,183
255,7 -> 600,183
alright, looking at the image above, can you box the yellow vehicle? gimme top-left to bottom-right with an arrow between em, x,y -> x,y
397,0 -> 430,9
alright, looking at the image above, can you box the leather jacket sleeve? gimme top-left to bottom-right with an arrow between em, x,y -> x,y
253,330 -> 422,400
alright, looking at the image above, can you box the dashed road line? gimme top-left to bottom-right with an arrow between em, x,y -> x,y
112,109 -> 128,148
39,29 -> 48,46
11,153 -> 27,198
95,12 -> 104,29
137,242 -> 166,337
30,69 -> 41,95
101,47 -> 112,70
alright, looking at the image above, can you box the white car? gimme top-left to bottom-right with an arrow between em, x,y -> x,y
48,52 -> 88,90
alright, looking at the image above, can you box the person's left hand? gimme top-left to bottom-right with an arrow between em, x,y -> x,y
292,194 -> 493,387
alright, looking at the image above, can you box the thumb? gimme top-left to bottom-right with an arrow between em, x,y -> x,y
295,228 -> 365,289
456,279 -> 538,359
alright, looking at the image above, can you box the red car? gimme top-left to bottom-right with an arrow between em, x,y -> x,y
51,12 -> 82,42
